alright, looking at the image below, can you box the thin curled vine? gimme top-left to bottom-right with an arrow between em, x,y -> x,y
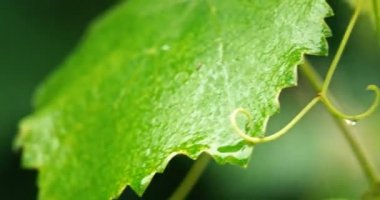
171,0 -> 380,199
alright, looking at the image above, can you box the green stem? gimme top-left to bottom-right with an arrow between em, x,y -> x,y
169,154 -> 210,200
321,0 -> 362,94
301,60 -> 380,185
315,0 -> 380,122
372,0 -> 380,40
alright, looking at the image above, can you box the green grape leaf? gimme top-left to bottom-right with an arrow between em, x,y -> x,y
16,0 -> 332,199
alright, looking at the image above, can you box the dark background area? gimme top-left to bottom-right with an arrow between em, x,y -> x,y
1,0 -> 379,199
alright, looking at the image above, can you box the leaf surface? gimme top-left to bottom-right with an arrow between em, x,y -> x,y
17,0 -> 331,199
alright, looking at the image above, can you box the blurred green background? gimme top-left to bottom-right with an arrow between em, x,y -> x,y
1,0 -> 379,199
